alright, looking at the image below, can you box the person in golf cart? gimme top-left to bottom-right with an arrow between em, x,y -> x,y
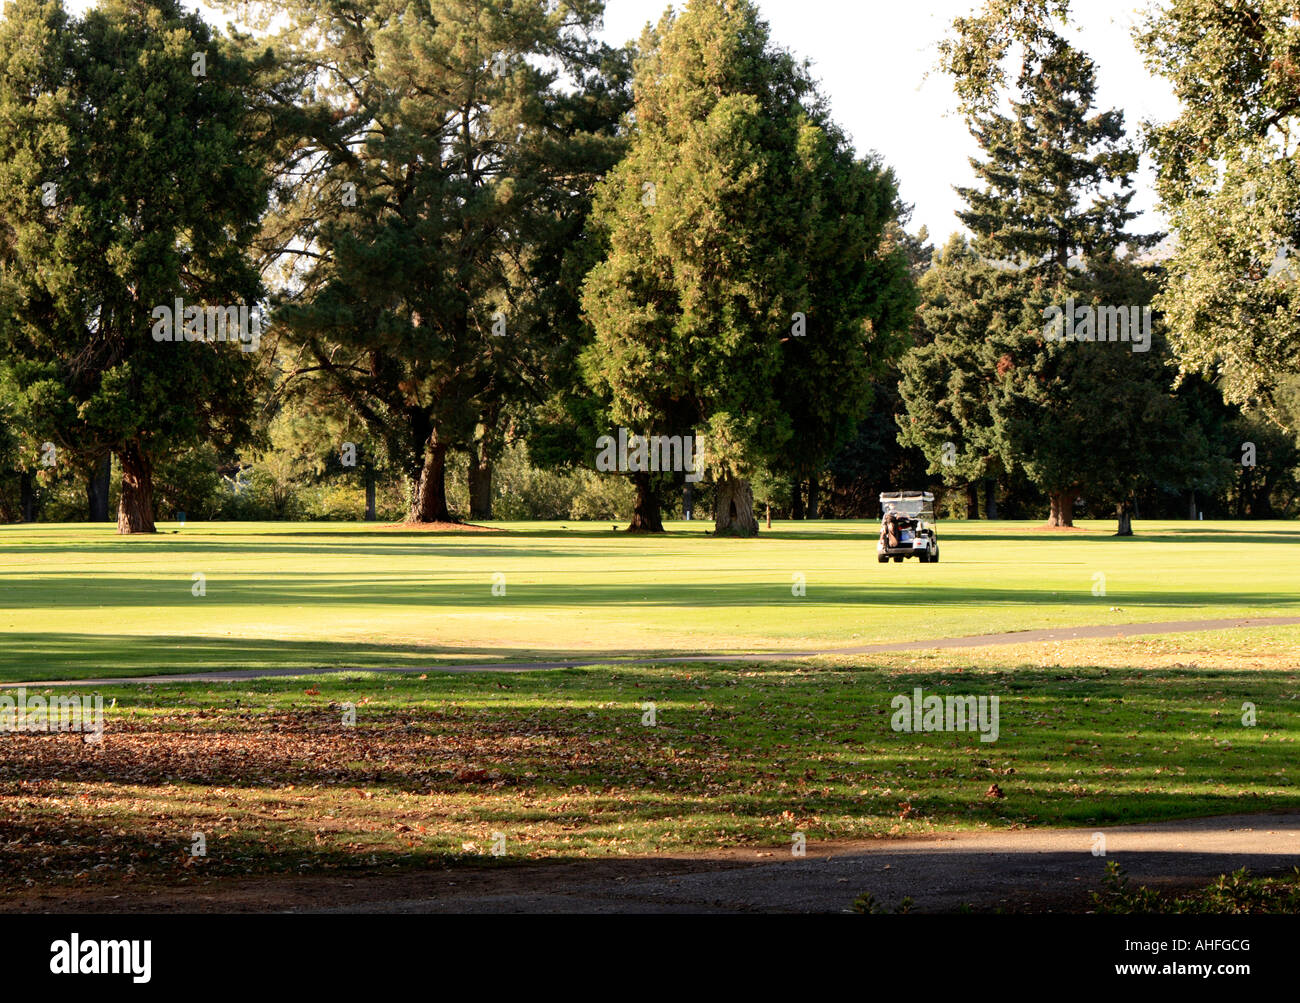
877,491 -> 940,563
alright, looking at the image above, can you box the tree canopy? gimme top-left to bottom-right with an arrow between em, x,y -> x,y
581,0 -> 914,535
1139,0 -> 1300,416
0,0 -> 273,532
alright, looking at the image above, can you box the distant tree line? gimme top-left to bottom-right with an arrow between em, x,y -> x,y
0,0 -> 1297,534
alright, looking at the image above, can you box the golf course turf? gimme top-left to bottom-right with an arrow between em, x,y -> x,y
1,519 -> 1297,680
1,520 -> 1297,898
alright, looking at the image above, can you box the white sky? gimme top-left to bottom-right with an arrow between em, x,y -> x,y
597,0 -> 1181,243
63,0 -> 1182,243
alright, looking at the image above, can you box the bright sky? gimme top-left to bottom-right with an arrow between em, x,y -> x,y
596,0 -> 1181,243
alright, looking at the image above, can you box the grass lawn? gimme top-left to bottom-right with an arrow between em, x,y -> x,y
2,627 -> 1297,889
0,519 -> 1297,681
1,520 -> 1297,895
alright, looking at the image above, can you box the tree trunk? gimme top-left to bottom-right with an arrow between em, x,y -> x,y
627,472 -> 664,532
87,454 -> 112,522
1116,502 -> 1134,537
1047,490 -> 1077,528
966,482 -> 980,519
682,482 -> 694,521
116,444 -> 156,534
408,439 -> 451,523
1186,490 -> 1197,520
790,479 -> 805,520
983,479 -> 998,520
365,469 -> 376,522
20,471 -> 35,523
1255,489 -> 1275,519
807,477 -> 820,519
714,474 -> 759,537
468,452 -> 493,521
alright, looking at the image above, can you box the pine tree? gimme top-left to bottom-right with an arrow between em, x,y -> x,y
258,0 -> 621,523
914,2 -> 1196,532
773,143 -> 916,523
955,34 -> 1142,280
0,0 -> 273,533
582,0 -> 911,535
897,234 -> 1015,505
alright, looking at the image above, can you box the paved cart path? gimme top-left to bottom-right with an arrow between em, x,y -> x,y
12,812 -> 1299,914
6,615 -> 1299,688
330,811 -> 1300,915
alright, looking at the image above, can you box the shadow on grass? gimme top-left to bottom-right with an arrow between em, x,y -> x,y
3,607 -> 1299,682
2,659 -> 1298,901
3,574 -> 1297,612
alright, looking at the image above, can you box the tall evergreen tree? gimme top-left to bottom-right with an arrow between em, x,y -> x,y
0,0 -> 272,533
258,0 -> 621,524
954,33 -> 1142,279
906,2 -> 1189,531
897,234 -> 1014,509
774,156 -> 916,523
582,0 -> 912,535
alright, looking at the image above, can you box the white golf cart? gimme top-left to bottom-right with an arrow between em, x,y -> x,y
877,491 -> 940,564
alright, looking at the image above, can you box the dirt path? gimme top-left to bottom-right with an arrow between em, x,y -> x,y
12,812 -> 1298,914
8,615 -> 1299,688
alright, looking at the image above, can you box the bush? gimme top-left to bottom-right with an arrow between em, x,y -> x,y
484,441 -> 634,521
1093,861 -> 1300,914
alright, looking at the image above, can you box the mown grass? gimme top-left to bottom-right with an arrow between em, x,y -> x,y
1,519 -> 1298,681
3,629 -> 1296,891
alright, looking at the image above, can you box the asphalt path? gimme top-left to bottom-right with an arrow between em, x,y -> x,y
24,811 -> 1291,914
313,812 -> 1300,914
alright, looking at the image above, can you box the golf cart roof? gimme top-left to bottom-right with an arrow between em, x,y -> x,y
880,491 -> 936,518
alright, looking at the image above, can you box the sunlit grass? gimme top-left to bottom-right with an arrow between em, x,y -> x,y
1,519 -> 1298,680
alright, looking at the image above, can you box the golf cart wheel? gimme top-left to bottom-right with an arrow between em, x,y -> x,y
931,546 -> 940,563
893,556 -> 904,563
918,550 -> 930,563
877,554 -> 889,564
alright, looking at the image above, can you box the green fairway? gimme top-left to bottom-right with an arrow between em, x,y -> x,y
4,520 -> 1299,892
2,520 -> 1298,681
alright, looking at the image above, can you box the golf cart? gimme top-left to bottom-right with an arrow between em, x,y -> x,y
877,491 -> 940,564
